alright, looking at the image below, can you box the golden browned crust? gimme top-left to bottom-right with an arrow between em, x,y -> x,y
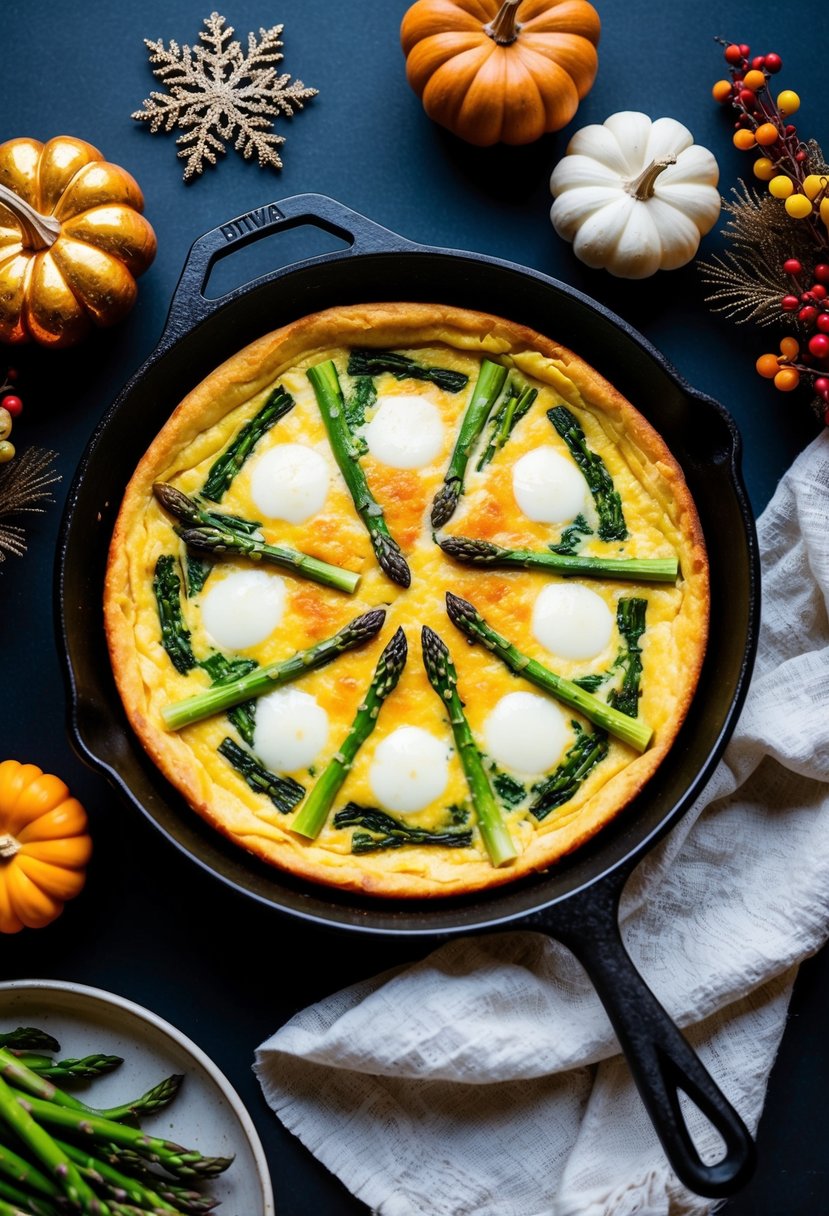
105,302 -> 709,899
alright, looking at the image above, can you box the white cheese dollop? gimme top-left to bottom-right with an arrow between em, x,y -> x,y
253,688 -> 329,773
201,569 -> 285,651
364,394 -> 445,469
250,443 -> 329,524
512,445 -> 586,523
483,692 -> 570,775
369,725 -> 451,813
532,583 -> 614,660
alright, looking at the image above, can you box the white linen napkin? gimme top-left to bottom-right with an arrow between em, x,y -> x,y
254,431 -> 829,1216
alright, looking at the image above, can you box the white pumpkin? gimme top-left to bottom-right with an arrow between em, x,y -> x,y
549,111 -> 721,279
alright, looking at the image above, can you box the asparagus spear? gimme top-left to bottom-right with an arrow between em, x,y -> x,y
153,556 -> 197,675
333,803 -> 473,854
0,1195 -> 49,1216
0,1048 -> 181,1124
530,724 -> 610,820
608,598 -> 647,718
306,361 -> 411,587
57,1140 -> 183,1214
0,1031 -> 60,1054
154,483 -> 360,594
547,405 -> 628,542
0,1075 -> 107,1214
430,359 -> 509,527
91,1149 -> 216,1214
10,1053 -> 122,1082
291,628 -> 408,840
444,592 -> 653,752
161,607 -> 385,730
476,381 -> 538,471
437,535 -> 679,583
346,349 -> 469,393
218,737 -> 304,813
201,384 -> 295,502
0,1143 -> 60,1202
14,1096 -> 232,1181
421,626 -> 517,868
0,1176 -> 59,1216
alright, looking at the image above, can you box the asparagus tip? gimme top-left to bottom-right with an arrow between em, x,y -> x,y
445,591 -> 477,630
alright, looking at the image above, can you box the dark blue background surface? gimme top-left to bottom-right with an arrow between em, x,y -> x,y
2,1 -> 826,1212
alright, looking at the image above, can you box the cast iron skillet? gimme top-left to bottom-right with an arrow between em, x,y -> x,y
57,194 -> 760,1199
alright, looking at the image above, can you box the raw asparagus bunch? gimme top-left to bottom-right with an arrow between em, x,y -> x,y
201,384 -> 295,502
154,483 -> 360,594
161,607 -> 386,730
291,628 -> 408,840
430,359 -> 508,527
421,626 -> 517,868
346,349 -> 469,393
445,592 -> 653,752
437,535 -> 679,583
307,360 -> 411,587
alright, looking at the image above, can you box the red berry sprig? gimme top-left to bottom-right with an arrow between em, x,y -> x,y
0,367 -> 23,464
712,39 -> 829,424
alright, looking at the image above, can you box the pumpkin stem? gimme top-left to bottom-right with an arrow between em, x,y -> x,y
0,182 -> 61,251
483,0 -> 522,45
0,833 -> 20,860
625,157 -> 677,201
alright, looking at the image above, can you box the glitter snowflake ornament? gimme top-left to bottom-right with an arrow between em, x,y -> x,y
132,12 -> 317,181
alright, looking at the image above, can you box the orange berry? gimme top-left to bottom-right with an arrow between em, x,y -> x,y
779,337 -> 800,360
774,367 -> 800,392
756,354 -> 780,379
733,129 -> 757,150
712,80 -> 733,103
755,123 -> 780,146
753,157 -> 776,181
743,70 -> 766,91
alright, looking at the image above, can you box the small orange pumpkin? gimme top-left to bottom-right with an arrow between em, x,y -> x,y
0,136 -> 157,349
401,0 -> 600,147
0,760 -> 92,933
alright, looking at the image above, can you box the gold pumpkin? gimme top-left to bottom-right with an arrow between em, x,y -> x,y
400,0 -> 601,147
0,136 -> 157,348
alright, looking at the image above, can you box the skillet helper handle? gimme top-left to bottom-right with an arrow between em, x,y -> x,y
550,876 -> 756,1198
162,192 -> 419,339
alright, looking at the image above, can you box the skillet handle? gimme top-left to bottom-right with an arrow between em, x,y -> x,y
541,872 -> 756,1198
161,193 -> 419,341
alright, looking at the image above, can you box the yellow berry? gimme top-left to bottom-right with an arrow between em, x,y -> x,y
785,193 -> 813,219
769,175 -> 794,198
753,157 -> 776,181
743,70 -> 766,91
0,408 -> 11,442
0,440 -> 15,464
774,367 -> 800,392
802,174 -> 828,200
712,80 -> 733,103
756,354 -> 780,379
733,129 -> 756,150
777,90 -> 800,115
779,337 -> 800,360
755,123 -> 780,146
820,198 -> 829,226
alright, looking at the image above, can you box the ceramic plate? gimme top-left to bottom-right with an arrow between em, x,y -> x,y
0,979 -> 275,1216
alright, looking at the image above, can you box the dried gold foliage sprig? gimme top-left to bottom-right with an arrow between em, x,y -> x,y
0,447 -> 60,561
132,12 -> 318,181
699,183 -> 802,326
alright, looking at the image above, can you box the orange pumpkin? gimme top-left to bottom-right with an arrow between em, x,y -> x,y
0,136 -> 157,349
0,760 -> 92,933
400,0 -> 600,147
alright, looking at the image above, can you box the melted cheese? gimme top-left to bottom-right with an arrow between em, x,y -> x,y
512,445 -> 587,523
483,692 -> 570,775
364,393 -> 445,469
200,569 -> 285,651
253,688 -> 329,773
368,725 -> 451,813
532,583 -> 614,660
249,443 -> 329,524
